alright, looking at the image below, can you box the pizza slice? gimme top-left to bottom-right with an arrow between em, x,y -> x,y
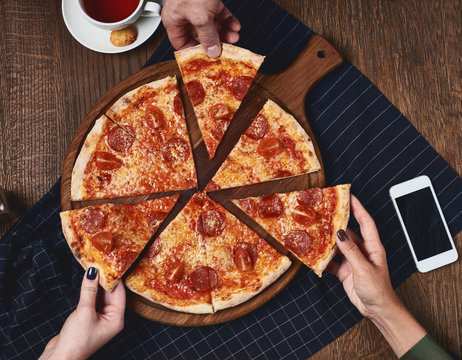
175,44 -> 265,159
206,99 -> 321,191
197,193 -> 291,311
71,115 -> 196,200
105,76 -> 197,190
125,193 -> 214,314
60,195 -> 179,291
232,185 -> 350,276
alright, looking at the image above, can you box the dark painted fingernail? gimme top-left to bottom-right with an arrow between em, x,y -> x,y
337,229 -> 348,241
87,267 -> 97,280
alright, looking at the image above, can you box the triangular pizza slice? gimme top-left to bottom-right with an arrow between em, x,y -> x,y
60,195 -> 179,291
233,185 -> 350,277
125,193 -> 213,313
175,44 -> 265,158
198,193 -> 291,311
206,99 -> 321,191
105,76 -> 197,190
71,115 -> 195,200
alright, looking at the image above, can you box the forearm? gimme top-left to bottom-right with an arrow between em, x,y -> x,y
370,297 -> 427,358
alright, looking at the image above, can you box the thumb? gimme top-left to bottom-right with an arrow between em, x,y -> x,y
336,229 -> 369,272
194,18 -> 221,57
78,267 -> 99,309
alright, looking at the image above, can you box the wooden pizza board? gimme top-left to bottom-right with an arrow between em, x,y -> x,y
61,35 -> 343,326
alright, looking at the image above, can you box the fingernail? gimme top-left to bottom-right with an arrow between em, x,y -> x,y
337,229 -> 348,242
87,267 -> 97,280
207,45 -> 220,58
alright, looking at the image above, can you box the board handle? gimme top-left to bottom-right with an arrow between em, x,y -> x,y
258,34 -> 343,120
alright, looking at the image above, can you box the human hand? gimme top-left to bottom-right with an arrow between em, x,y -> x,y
327,195 -> 427,357
162,0 -> 241,57
39,268 -> 126,360
326,195 -> 400,320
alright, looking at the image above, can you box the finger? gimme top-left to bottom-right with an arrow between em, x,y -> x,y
325,261 -> 340,276
350,195 -> 387,265
192,15 -> 222,57
165,23 -> 195,50
336,229 -> 369,272
78,267 -> 99,310
216,6 -> 241,32
108,280 -> 126,314
219,28 -> 240,43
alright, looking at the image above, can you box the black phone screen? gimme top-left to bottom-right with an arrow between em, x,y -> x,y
395,187 -> 452,261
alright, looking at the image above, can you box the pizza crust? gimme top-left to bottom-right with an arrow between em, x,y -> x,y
71,116 -> 108,201
106,76 -> 177,120
125,283 -> 214,314
312,184 -> 351,276
60,211 -> 118,291
212,256 -> 291,312
174,43 -> 265,69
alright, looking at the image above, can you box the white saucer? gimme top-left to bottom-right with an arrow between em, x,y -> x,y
62,0 -> 162,54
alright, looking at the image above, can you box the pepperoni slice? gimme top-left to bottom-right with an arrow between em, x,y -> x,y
185,80 -> 205,106
257,138 -> 283,158
284,230 -> 312,256
245,114 -> 268,140
292,205 -> 317,226
95,152 -> 123,170
227,75 -> 253,100
184,58 -> 215,74
297,188 -> 323,206
144,104 -> 165,129
199,209 -> 226,237
147,211 -> 168,232
107,127 -> 134,152
208,103 -> 231,120
80,207 -> 106,234
238,198 -> 257,217
90,231 -> 113,252
233,247 -> 253,272
236,242 -> 258,264
120,251 -> 138,272
146,240 -> 162,258
161,137 -> 190,162
165,260 -> 184,283
274,170 -> 292,178
190,266 -> 218,292
173,93 -> 183,116
211,117 -> 231,141
257,195 -> 283,218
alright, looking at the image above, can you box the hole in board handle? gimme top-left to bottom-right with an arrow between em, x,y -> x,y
317,50 -> 325,58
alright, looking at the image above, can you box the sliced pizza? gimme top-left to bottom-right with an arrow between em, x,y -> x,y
125,193 -> 214,314
175,43 -> 265,159
71,115 -> 195,200
232,185 -> 350,277
206,99 -> 321,191
198,193 -> 291,311
106,76 -> 197,189
60,195 -> 179,291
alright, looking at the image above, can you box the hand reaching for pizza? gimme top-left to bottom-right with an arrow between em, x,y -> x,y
327,195 -> 427,357
39,268 -> 126,360
162,0 -> 241,57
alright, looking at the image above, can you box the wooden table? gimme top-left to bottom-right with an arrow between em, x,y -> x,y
1,0 -> 460,358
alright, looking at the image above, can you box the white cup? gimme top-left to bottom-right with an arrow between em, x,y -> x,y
78,0 -> 162,31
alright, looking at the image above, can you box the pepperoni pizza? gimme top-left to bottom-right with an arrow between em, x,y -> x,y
206,100 -> 321,191
175,43 -> 265,159
60,195 -> 179,291
125,193 -> 291,313
233,185 -> 350,277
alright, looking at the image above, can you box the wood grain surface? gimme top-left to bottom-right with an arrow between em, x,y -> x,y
0,0 -> 460,358
60,35 -> 340,325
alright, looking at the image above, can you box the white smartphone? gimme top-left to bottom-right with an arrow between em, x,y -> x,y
389,175 -> 458,273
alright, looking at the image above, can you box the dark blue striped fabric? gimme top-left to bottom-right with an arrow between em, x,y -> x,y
1,0 -> 461,359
